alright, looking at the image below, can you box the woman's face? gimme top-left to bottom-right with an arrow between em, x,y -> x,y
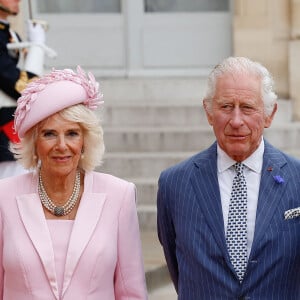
36,113 -> 84,178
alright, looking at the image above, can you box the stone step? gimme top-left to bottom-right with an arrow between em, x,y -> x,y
103,122 -> 300,153
103,126 -> 212,152
99,98 -> 291,128
264,123 -> 300,151
100,77 -> 206,103
148,282 -> 177,300
99,152 -> 193,179
99,121 -> 300,177
100,78 -> 292,124
141,230 -> 172,293
138,205 -> 158,231
101,104 -> 208,127
134,178 -> 158,205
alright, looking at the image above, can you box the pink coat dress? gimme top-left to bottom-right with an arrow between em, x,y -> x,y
0,171 -> 148,299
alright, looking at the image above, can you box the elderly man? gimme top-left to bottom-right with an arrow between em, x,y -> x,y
157,56 -> 300,299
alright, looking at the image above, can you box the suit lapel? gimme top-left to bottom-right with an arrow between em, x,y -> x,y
190,144 -> 232,265
62,172 -> 106,296
250,143 -> 288,258
17,192 -> 59,299
189,141 -> 289,278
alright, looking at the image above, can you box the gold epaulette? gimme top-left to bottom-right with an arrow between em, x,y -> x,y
0,23 -> 5,30
15,71 -> 38,93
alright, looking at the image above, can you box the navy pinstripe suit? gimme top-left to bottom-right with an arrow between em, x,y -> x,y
157,140 -> 300,299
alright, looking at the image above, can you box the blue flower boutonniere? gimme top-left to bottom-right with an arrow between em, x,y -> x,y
273,175 -> 284,184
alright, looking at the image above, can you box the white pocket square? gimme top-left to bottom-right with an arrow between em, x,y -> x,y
284,207 -> 300,220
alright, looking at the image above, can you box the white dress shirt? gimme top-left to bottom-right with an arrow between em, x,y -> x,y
217,139 -> 264,257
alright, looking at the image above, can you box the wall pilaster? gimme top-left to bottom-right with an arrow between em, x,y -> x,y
289,0 -> 300,120
233,0 -> 290,99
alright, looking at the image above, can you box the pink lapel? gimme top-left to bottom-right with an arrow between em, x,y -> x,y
62,192 -> 106,295
62,172 -> 107,296
16,192 -> 60,299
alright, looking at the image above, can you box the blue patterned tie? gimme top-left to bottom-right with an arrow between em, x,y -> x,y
226,162 -> 248,282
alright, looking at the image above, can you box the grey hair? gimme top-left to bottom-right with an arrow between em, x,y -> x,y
10,104 -> 105,172
203,56 -> 277,116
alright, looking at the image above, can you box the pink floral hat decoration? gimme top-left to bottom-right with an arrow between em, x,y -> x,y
14,66 -> 104,138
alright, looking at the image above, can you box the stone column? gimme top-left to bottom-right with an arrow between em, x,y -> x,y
233,0 -> 290,99
123,0 -> 144,77
289,0 -> 300,120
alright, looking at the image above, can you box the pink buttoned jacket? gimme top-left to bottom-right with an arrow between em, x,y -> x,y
0,171 -> 148,299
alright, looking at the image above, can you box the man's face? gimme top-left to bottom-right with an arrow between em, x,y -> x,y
0,0 -> 20,18
204,73 -> 277,162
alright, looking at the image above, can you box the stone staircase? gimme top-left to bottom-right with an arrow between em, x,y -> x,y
97,77 -> 211,232
94,77 -> 299,296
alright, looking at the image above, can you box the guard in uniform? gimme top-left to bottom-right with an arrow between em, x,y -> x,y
0,0 -> 46,178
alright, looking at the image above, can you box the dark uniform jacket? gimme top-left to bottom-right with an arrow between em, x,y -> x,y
0,20 -> 37,161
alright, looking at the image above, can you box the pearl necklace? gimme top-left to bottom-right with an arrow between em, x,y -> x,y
38,170 -> 81,216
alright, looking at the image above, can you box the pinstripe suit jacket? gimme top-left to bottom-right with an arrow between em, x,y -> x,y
157,140 -> 300,299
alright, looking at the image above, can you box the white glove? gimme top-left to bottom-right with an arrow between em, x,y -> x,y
24,45 -> 44,76
27,20 -> 46,44
24,20 -> 47,76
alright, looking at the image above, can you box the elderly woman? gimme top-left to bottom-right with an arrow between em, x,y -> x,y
0,67 -> 147,299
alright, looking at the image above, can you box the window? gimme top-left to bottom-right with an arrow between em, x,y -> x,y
37,0 -> 121,13
144,0 -> 229,13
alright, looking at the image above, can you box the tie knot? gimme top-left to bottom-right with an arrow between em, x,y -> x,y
234,162 -> 244,176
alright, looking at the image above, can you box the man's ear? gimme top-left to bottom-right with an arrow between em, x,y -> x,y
264,103 -> 277,128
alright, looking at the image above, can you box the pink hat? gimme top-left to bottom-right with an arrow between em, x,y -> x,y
14,66 -> 103,138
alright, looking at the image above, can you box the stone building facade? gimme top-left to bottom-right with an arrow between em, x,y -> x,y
9,0 -> 300,119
